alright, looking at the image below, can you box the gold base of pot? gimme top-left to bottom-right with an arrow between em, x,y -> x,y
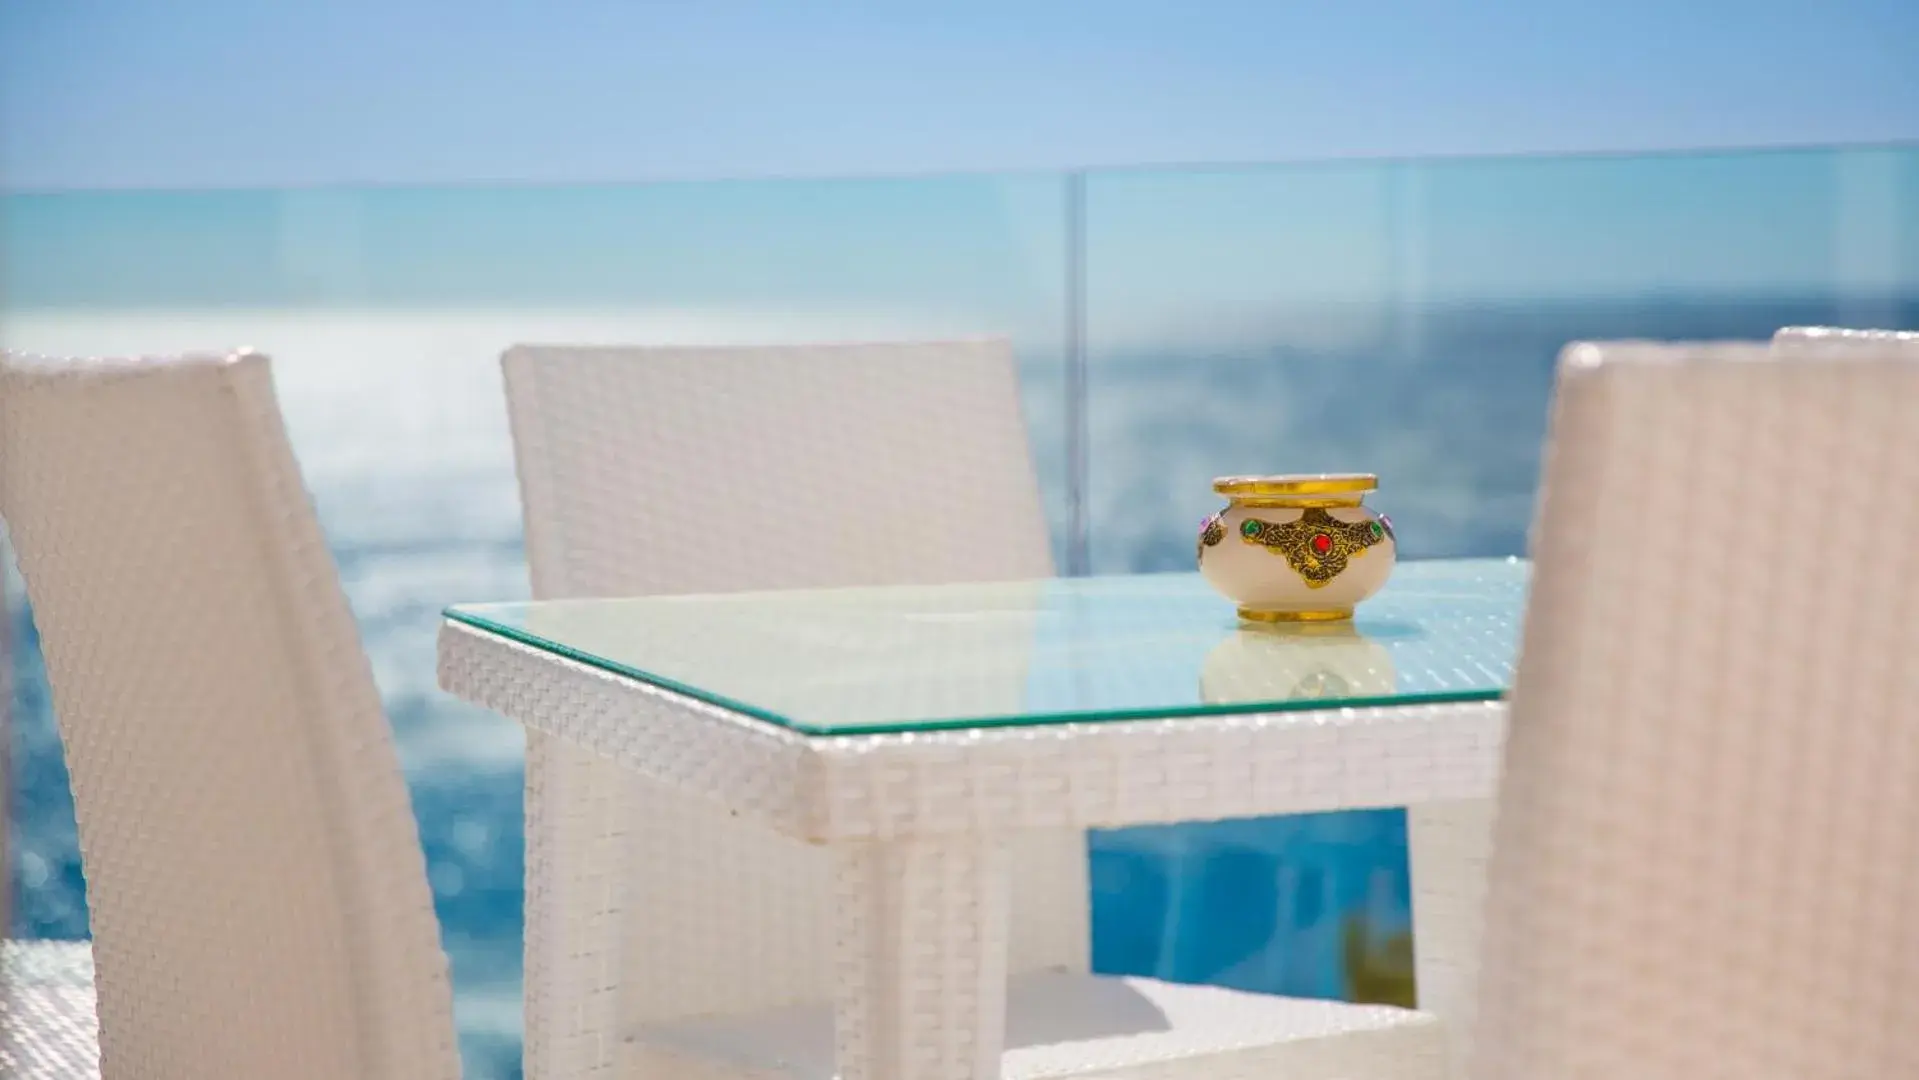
1237,606 -> 1353,624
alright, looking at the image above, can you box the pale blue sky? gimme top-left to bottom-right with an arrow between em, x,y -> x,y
3,0 -> 1917,191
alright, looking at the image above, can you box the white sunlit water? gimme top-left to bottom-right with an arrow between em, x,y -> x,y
7,288 -> 1916,1079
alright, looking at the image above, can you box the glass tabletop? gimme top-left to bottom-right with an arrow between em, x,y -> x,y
445,557 -> 1526,735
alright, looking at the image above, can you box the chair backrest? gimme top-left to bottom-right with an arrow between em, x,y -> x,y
0,352 -> 459,1080
501,339 -> 1055,600
1473,339 -> 1919,1079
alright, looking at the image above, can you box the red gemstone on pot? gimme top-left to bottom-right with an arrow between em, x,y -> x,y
1311,533 -> 1332,555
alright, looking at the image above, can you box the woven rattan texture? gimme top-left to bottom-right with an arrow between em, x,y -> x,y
0,352 -> 459,1080
500,341 -> 1055,600
830,837 -> 1013,1080
440,617 -> 1508,837
1474,338 -> 1919,1080
1,940 -> 99,1080
1407,798 -> 1495,1073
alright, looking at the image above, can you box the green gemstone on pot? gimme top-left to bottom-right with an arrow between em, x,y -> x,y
1369,521 -> 1384,540
1241,519 -> 1260,537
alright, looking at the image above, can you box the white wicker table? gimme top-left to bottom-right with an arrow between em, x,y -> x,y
437,558 -> 1522,1080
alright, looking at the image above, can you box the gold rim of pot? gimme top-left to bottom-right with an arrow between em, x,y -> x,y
1212,473 -> 1377,498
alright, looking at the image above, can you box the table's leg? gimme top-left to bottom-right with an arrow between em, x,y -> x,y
831,836 -> 1012,1080
523,734 -> 634,1080
1409,797 -> 1497,1078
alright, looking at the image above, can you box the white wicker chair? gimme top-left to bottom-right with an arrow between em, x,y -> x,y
0,351 -> 462,1080
1409,323 -> 1919,1076
499,340 -> 1449,1079
1472,337 -> 1919,1079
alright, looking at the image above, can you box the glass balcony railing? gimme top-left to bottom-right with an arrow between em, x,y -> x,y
5,142 -> 1916,1079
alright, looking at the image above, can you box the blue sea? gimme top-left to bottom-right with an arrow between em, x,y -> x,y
5,149 -> 1916,1079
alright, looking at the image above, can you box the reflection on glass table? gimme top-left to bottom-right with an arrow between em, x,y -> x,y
1200,619 -> 1399,705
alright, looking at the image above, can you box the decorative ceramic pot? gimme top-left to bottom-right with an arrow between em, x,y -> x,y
1196,473 -> 1396,623
1199,621 -> 1397,705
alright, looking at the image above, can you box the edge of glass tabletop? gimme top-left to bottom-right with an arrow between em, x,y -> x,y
441,559 -> 1525,737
